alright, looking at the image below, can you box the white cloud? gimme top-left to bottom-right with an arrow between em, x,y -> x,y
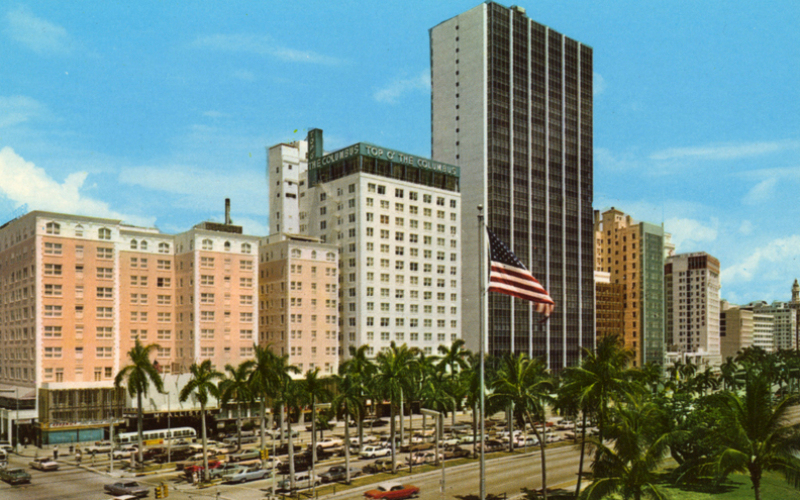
190,34 -> 342,65
650,140 -> 798,161
0,95 -> 46,127
374,71 -> 430,104
593,72 -> 606,96
743,177 -> 777,205
664,217 -> 718,252
118,165 -> 268,216
722,235 -> 800,284
0,147 -> 153,226
4,6 -> 74,54
739,220 -> 753,235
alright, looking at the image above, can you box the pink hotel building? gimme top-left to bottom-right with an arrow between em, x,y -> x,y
0,209 -> 295,444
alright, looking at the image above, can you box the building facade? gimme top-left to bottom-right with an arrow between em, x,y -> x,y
258,233 -> 340,374
720,301 -> 753,361
301,135 -> 462,357
594,271 -> 624,342
751,301 -> 796,352
664,252 -> 722,367
0,208 -> 260,444
594,208 -> 665,367
430,2 -> 595,368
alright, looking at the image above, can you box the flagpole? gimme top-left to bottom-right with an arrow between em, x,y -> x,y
477,204 -> 486,500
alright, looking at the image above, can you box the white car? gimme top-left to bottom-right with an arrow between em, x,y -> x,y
360,445 -> 391,459
84,441 -> 114,454
29,457 -> 59,471
112,446 -> 138,459
316,437 -> 344,449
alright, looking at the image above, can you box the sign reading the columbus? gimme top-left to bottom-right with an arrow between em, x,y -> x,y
358,144 -> 459,176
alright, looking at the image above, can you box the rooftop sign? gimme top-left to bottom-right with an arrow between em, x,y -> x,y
308,142 -> 459,177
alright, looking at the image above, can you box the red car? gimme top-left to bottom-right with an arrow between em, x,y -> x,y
184,459 -> 223,478
364,481 -> 420,499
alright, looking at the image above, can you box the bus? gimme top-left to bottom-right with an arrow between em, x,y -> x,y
115,427 -> 197,446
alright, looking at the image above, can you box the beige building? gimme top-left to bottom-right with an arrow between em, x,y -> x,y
0,207 -> 260,444
665,252 -> 722,367
720,301 -> 753,361
258,234 -> 340,375
594,208 -> 665,367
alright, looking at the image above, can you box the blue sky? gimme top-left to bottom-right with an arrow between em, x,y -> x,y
0,1 -> 798,305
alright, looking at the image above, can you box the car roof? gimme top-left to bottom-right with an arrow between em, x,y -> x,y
376,481 -> 403,489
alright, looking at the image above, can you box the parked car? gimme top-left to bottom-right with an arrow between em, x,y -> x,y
276,470 -> 320,491
364,481 -> 420,499
112,446 -> 139,459
407,451 -> 442,465
319,464 -> 361,483
316,437 -> 344,449
209,462 -> 246,480
223,464 -> 270,483
401,442 -> 433,453
84,440 -> 114,454
0,467 -> 31,485
360,445 -> 391,459
362,458 -> 393,474
103,480 -> 150,498
442,437 -> 460,447
443,446 -> 470,460
228,449 -> 260,462
277,453 -> 313,474
267,428 -> 299,439
29,456 -> 60,471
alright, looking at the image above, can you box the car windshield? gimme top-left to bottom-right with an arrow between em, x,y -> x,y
9,470 -> 26,477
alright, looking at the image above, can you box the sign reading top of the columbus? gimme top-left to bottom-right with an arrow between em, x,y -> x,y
307,129 -> 324,160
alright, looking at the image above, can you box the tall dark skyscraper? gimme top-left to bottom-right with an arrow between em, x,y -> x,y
431,2 -> 594,369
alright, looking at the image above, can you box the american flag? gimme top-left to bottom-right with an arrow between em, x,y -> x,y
487,228 -> 555,317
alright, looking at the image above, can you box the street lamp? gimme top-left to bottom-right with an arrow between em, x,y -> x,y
0,388 -> 19,454
421,408 -> 444,500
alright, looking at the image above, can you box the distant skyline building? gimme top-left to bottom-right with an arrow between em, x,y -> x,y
594,208 -> 665,367
749,301 -> 796,352
594,271 -> 624,342
431,2 -> 595,369
720,301 -> 753,361
665,252 -> 721,367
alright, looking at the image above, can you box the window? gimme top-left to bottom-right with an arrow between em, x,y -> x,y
44,326 -> 62,338
46,222 -> 60,235
157,259 -> 171,270
44,284 -> 62,296
158,312 -> 171,322
241,243 -> 252,253
44,242 -> 62,255
96,327 -> 113,338
97,247 -> 113,259
98,228 -> 112,240
240,312 -> 254,322
240,329 -> 253,340
44,305 -> 62,317
158,242 -> 170,254
96,287 -> 113,299
157,277 -> 171,288
240,259 -> 253,270
96,347 -> 113,358
157,329 -> 172,340
200,275 -> 214,286
97,307 -> 113,318
202,239 -> 213,250
130,239 -> 138,250
44,347 -> 63,358
44,263 -> 62,276
201,256 -> 215,268
240,277 -> 253,288
201,311 -> 215,322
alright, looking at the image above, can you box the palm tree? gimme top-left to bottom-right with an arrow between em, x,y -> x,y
331,367 -> 362,484
179,360 -> 223,481
583,398 -> 671,500
491,353 -> 554,500
707,367 -> 800,500
219,360 -> 254,452
249,344 -> 281,467
342,345 -> 376,454
276,372 -> 303,491
301,368 -> 331,467
374,342 -> 416,473
114,339 -> 164,467
437,339 -> 470,426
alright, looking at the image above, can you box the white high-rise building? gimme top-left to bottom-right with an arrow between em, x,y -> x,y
268,141 -> 308,236
269,130 -> 463,358
664,252 -> 721,366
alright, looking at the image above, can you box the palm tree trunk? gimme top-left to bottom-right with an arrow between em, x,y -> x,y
358,408 -> 364,453
751,469 -> 762,500
472,401 -> 478,457
288,410 -> 295,491
344,408 -> 352,484
575,410 -> 587,496
390,403 -> 397,474
236,401 -> 242,452
201,405 -> 209,482
137,391 -> 144,467
311,398 -> 317,467
259,398 -> 267,469
280,403 -> 285,447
